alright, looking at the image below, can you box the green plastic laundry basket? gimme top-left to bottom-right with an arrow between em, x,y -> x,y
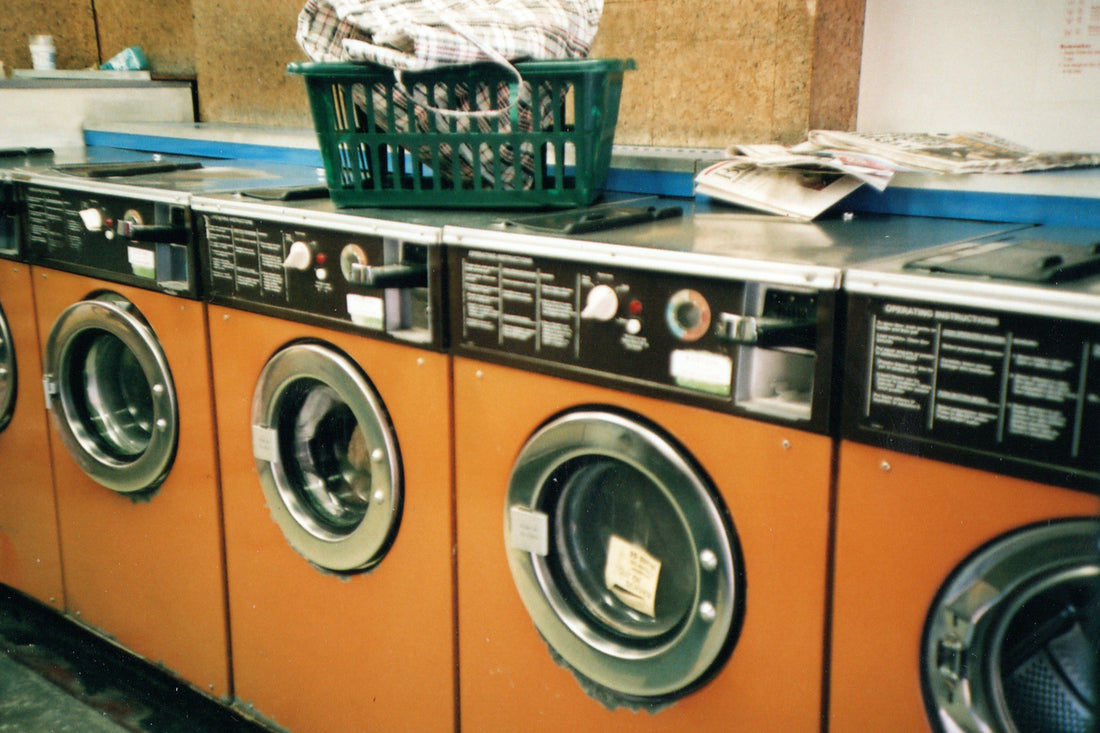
289,58 -> 634,209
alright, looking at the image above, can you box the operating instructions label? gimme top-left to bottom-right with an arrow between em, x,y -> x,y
851,297 -> 1100,476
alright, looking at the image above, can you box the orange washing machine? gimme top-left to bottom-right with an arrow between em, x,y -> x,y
831,227 -> 1100,732
0,161 -> 63,610
18,159 -> 324,698
442,209 -> 1017,731
191,195 -> 454,732
0,147 -> 168,611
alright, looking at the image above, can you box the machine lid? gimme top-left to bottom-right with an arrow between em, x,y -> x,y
0,302 -> 14,433
42,293 -> 178,494
922,518 -> 1100,733
251,342 -> 401,573
51,160 -> 203,178
505,409 -> 743,709
907,237 -> 1100,283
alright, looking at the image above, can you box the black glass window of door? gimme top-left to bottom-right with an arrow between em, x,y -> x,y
67,330 -> 154,460
545,455 -> 697,645
276,378 -> 372,539
999,574 -> 1098,733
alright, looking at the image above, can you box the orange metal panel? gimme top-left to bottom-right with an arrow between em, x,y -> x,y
33,268 -> 230,698
0,263 -> 64,610
209,305 -> 456,733
454,357 -> 833,732
829,440 -> 1100,732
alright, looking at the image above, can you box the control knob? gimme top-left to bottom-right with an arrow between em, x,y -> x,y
340,244 -> 368,282
78,207 -> 106,232
284,240 -> 314,271
666,289 -> 711,342
580,284 -> 619,321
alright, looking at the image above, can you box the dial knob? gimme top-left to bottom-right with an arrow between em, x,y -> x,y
284,240 -> 313,271
580,284 -> 619,321
666,289 -> 711,342
78,207 -> 105,232
340,244 -> 368,282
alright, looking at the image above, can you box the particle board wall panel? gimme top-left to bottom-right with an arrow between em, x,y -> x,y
0,0 -> 865,149
191,0 -> 313,126
93,0 -> 198,75
0,0 -> 98,72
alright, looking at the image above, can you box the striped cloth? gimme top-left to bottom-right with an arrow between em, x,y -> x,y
296,0 -> 603,190
297,0 -> 602,71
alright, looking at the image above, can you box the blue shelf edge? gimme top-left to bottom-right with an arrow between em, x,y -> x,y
844,185 -> 1100,228
84,129 -> 325,168
83,128 -> 1099,227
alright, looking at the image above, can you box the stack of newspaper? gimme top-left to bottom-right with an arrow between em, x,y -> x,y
695,131 -> 1100,221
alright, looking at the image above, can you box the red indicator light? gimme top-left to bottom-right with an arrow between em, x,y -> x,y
315,252 -> 327,266
628,299 -> 644,316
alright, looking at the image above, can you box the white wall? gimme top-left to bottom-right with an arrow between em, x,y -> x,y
0,83 -> 194,148
857,0 -> 1100,152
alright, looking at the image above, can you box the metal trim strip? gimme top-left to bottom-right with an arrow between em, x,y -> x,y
844,269 -> 1100,323
190,197 -> 440,243
444,225 -> 842,290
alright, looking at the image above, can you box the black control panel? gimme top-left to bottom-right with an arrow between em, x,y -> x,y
843,294 -> 1100,491
23,184 -> 195,296
198,212 -> 443,350
449,245 -> 835,432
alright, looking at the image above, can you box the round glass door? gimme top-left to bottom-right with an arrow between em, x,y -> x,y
506,409 -> 743,709
0,302 -> 15,433
922,518 -> 1100,733
251,342 -> 401,573
43,293 -> 178,494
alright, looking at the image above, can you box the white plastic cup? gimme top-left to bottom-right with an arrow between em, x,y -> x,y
30,35 -> 57,71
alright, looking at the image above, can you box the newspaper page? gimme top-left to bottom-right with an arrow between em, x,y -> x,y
694,158 -> 865,221
802,131 -> 1100,173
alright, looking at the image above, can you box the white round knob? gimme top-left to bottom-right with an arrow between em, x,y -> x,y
283,241 -> 313,271
79,207 -> 104,232
580,284 -> 619,321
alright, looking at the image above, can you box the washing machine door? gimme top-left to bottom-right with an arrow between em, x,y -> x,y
251,342 -> 401,574
505,409 -> 743,708
0,302 -> 15,433
43,293 -> 178,494
923,518 -> 1100,733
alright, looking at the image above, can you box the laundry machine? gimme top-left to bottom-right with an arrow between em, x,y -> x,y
0,146 -> 167,611
17,158 -> 325,699
0,153 -> 64,610
191,194 -> 454,732
831,226 -> 1100,732
444,207 -> 1022,731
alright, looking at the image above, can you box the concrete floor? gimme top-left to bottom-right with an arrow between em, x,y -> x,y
0,587 -> 269,733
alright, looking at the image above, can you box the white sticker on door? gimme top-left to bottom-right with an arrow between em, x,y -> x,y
251,425 -> 278,463
604,534 -> 661,617
509,506 -> 549,556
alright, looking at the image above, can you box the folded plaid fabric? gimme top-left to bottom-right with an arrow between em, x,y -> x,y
297,0 -> 602,71
296,0 -> 603,190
